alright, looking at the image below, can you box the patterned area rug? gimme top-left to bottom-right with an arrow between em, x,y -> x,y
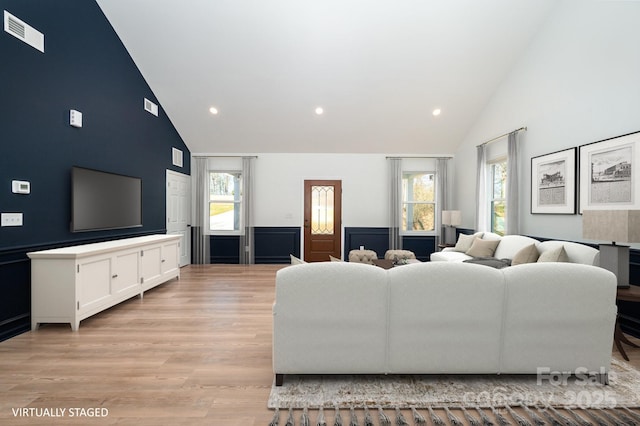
268,358 -> 640,425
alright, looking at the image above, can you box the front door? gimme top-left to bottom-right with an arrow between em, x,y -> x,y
303,180 -> 342,262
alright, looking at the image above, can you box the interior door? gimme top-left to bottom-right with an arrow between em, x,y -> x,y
166,170 -> 191,267
303,180 -> 342,262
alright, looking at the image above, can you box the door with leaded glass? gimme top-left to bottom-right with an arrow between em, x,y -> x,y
303,180 -> 342,262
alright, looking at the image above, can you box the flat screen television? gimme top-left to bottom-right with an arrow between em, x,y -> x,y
71,166 -> 143,232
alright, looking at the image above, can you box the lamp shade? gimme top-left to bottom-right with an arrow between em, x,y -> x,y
442,210 -> 452,226
450,210 -> 462,226
582,210 -> 640,243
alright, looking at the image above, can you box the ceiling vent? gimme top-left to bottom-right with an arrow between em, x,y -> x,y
4,11 -> 44,53
144,98 -> 159,117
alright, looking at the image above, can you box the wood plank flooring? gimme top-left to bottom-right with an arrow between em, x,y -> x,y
1,264 -> 639,425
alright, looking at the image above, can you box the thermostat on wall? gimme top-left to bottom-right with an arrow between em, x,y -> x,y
12,180 -> 30,194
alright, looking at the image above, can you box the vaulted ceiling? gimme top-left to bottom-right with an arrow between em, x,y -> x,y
96,0 -> 558,154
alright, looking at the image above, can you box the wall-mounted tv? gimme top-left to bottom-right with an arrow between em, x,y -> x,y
71,166 -> 143,232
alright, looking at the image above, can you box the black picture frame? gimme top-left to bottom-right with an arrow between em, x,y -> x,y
531,147 -> 577,214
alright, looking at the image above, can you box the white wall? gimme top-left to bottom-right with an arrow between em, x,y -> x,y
253,153 -> 388,227
201,153 -> 444,229
453,0 -> 640,244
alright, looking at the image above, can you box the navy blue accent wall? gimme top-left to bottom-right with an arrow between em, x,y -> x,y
344,227 -> 435,261
344,227 -> 388,260
209,227 -> 301,264
254,227 -> 300,264
0,0 -> 190,341
621,251 -> 640,338
402,236 -> 436,262
210,236 -> 240,264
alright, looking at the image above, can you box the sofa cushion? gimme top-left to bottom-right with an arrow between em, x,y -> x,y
466,238 -> 500,258
511,244 -> 540,265
493,235 -> 539,259
480,232 -> 502,241
537,245 -> 569,263
454,233 -> 477,252
429,250 -> 473,262
538,241 -> 599,265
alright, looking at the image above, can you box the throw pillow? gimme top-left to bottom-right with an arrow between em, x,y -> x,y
465,238 -> 500,258
511,244 -> 540,266
454,234 -> 476,252
537,246 -> 569,263
290,254 -> 307,265
329,255 -> 343,262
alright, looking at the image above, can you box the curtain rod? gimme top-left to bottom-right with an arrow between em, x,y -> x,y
385,155 -> 453,160
192,155 -> 258,159
477,126 -> 527,147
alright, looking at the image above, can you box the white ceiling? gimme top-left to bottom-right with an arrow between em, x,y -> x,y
96,0 -> 558,154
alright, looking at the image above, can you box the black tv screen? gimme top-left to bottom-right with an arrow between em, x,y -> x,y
71,166 -> 143,232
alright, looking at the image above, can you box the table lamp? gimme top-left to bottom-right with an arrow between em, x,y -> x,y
582,210 -> 640,288
442,210 -> 461,245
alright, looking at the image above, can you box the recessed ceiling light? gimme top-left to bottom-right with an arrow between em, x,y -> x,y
432,108 -> 441,117
209,107 -> 219,115
315,107 -> 324,115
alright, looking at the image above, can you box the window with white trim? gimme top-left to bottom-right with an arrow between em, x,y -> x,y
489,159 -> 507,236
209,171 -> 242,233
402,171 -> 435,233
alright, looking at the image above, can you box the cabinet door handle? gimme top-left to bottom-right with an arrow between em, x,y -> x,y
161,259 -> 166,263
112,274 -> 118,279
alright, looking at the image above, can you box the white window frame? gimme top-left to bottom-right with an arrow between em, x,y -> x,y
208,170 -> 243,235
400,170 -> 437,236
488,158 -> 507,236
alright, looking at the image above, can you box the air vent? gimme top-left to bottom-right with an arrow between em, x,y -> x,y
7,13 -> 24,38
172,148 -> 183,168
4,11 -> 44,53
144,98 -> 159,117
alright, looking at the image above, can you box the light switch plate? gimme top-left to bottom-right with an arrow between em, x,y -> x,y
70,109 -> 82,128
1,213 -> 23,227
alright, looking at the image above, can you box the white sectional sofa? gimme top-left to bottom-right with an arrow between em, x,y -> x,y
430,232 -> 600,266
272,261 -> 616,386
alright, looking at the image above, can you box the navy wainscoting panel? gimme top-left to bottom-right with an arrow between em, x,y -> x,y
209,227 -> 300,264
402,236 -> 436,262
255,227 -> 300,264
210,236 -> 240,264
344,227 -> 389,260
0,1 -> 190,341
0,251 -> 31,340
620,250 -> 640,338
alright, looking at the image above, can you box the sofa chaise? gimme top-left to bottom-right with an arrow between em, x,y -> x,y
272,261 -> 616,386
430,232 -> 600,266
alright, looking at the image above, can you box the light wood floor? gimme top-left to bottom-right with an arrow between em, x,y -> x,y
1,264 -> 639,425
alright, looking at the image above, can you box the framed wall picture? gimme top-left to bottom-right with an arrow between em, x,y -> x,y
579,131 -> 639,213
531,147 -> 576,214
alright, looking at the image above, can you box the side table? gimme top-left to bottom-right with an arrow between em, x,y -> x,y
615,286 -> 640,361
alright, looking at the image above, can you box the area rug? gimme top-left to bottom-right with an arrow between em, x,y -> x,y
268,358 -> 640,425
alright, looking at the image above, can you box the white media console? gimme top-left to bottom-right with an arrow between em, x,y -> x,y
28,234 -> 181,331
